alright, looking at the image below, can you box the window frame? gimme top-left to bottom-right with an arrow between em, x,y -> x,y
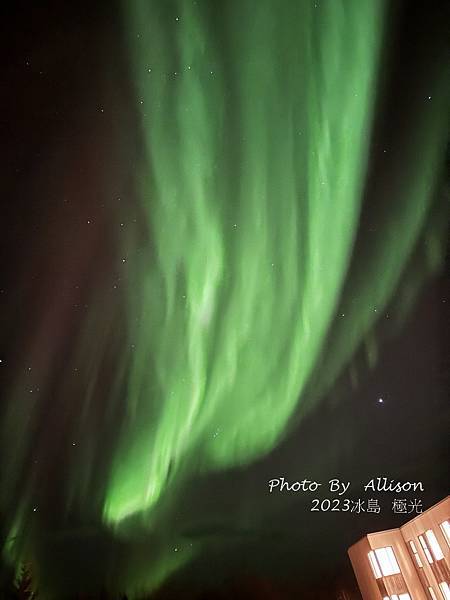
368,550 -> 382,579
374,546 -> 401,576
419,534 -> 434,564
439,582 -> 450,600
440,520 -> 450,548
425,529 -> 444,561
408,539 -> 424,568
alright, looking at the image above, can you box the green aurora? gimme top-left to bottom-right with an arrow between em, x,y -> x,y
104,0 -> 384,526
1,0 -> 448,596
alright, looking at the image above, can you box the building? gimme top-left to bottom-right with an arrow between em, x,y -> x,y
348,496 -> 450,600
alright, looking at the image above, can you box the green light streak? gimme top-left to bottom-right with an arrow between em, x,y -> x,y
103,0 -> 385,525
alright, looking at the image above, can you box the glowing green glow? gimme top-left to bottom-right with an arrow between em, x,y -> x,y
1,1 -> 448,596
103,0 -> 385,524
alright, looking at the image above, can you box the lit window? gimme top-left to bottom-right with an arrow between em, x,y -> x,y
368,551 -> 382,579
440,521 -> 450,547
439,582 -> 450,600
428,587 -> 438,600
425,529 -> 444,560
374,547 -> 401,576
409,540 -> 423,568
419,535 -> 434,564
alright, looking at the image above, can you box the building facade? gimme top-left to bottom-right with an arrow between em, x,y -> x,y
348,496 -> 450,600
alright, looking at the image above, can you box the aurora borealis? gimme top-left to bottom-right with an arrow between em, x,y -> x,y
1,1 -> 448,598
104,0 -> 385,527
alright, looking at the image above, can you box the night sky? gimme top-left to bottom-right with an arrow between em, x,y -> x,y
1,1 -> 449,598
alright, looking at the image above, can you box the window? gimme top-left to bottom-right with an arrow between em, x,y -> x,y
439,582 -> 450,600
440,521 -> 450,548
368,550 -> 382,579
409,540 -> 424,568
427,587 -> 437,600
368,547 -> 401,579
419,534 -> 434,564
375,547 -> 401,576
425,529 -> 444,560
